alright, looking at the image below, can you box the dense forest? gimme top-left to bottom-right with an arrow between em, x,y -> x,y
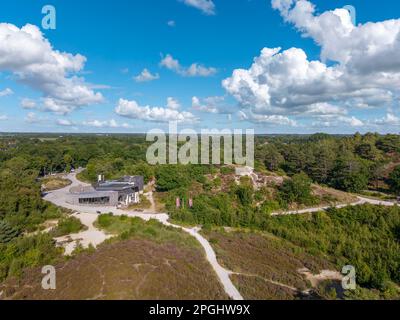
0,132 -> 399,298
255,133 -> 400,193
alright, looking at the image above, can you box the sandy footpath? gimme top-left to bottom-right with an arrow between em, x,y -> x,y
54,212 -> 113,255
271,196 -> 396,216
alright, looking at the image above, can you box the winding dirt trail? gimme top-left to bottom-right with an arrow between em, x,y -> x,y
271,196 -> 396,216
143,180 -> 157,213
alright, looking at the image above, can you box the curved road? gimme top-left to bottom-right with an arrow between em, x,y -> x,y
43,172 -> 243,301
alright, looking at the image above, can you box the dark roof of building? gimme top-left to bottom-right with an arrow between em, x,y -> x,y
95,182 -> 134,192
117,175 -> 143,183
117,176 -> 144,190
93,175 -> 144,192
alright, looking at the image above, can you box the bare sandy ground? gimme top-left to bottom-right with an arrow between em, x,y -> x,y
298,268 -> 343,288
54,212 -> 113,255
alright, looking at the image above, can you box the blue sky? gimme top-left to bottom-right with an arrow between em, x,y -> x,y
0,0 -> 399,134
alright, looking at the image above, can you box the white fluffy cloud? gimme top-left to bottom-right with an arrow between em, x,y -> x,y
160,54 -> 217,77
82,119 -> 131,129
166,97 -> 181,110
0,88 -> 13,97
192,96 -> 233,114
223,46 -> 396,116
24,112 -> 47,124
239,110 -> 297,126
115,98 -> 197,123
373,113 -> 400,126
312,115 -> 364,128
223,0 -> 400,126
192,96 -> 218,114
55,118 -> 131,129
0,114 -> 8,120
272,0 -> 400,74
0,23 -> 103,114
56,119 -> 75,127
160,54 -> 180,71
304,103 -> 347,116
181,0 -> 215,15
20,98 -> 37,109
134,68 -> 160,82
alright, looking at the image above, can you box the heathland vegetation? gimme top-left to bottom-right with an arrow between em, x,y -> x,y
0,214 -> 229,300
0,133 -> 399,299
200,203 -> 400,299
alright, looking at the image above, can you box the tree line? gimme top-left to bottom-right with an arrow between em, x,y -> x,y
256,133 -> 400,193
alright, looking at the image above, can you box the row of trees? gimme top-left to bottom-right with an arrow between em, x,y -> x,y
1,135 -> 149,177
256,133 -> 400,193
0,154 -> 66,281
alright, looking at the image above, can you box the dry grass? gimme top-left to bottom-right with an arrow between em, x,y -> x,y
382,158 -> 400,178
231,274 -> 297,300
153,192 -> 167,212
0,239 -> 229,300
41,177 -> 71,191
312,185 -> 357,205
127,196 -> 151,210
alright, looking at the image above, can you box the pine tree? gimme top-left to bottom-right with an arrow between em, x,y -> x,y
388,166 -> 400,194
0,220 -> 19,244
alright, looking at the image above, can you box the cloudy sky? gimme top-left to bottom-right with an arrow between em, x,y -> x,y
0,0 -> 399,134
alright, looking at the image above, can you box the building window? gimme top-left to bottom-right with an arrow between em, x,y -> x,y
79,196 -> 110,205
